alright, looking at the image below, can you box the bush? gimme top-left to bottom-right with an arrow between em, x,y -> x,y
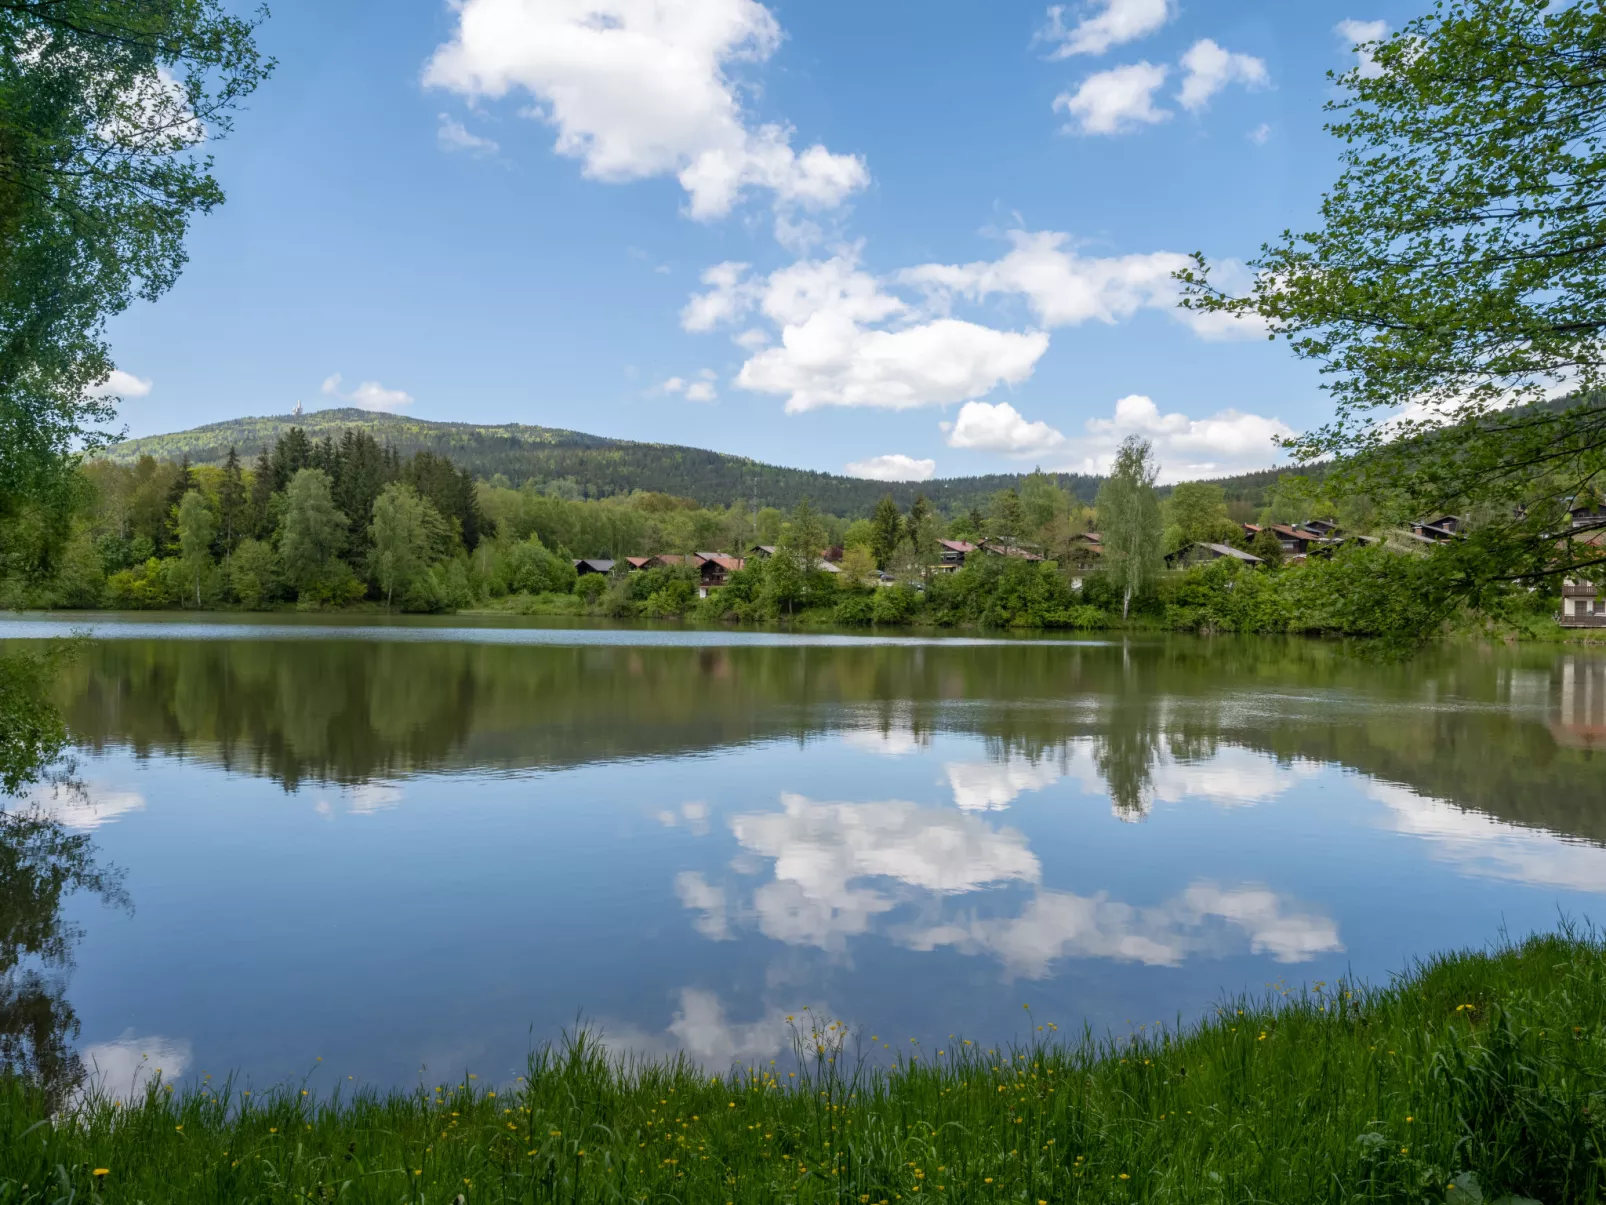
643,578 -> 697,618
105,558 -> 181,610
832,594 -> 875,626
496,537 -> 577,596
574,573 -> 607,602
872,585 -> 921,624
295,561 -> 368,609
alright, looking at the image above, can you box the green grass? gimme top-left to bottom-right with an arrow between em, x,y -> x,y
4,930 -> 1604,1203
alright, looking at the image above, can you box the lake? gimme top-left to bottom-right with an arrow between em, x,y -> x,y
4,615 -> 1605,1101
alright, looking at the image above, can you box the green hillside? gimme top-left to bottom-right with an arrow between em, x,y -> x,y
99,408 -> 1297,516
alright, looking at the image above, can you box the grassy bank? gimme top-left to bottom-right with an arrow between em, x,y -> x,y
4,930 -> 1603,1203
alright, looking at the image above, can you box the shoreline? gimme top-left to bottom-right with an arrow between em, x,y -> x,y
4,604 -> 1605,646
5,929 -> 1599,1203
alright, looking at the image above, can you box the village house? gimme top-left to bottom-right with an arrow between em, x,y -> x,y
936,539 -> 977,570
1410,515 -> 1464,542
1242,523 -> 1327,555
697,553 -> 744,595
1560,498 -> 1606,628
1165,542 -> 1265,569
572,558 -> 616,575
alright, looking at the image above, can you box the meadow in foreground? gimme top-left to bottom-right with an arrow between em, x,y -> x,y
2,930 -> 1602,1204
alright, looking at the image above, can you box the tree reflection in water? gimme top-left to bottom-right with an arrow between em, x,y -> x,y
1,644 -> 128,1108
43,636 -> 1606,846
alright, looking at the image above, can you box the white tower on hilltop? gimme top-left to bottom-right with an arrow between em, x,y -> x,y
292,400 -> 303,417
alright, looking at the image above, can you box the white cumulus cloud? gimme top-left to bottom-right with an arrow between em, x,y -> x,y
945,401 -> 1065,456
1335,19 -> 1389,79
685,232 -> 1262,417
321,372 -> 415,413
1177,39 -> 1269,111
1060,393 -> 1292,482
87,369 -> 153,399
437,112 -> 499,155
1054,62 -> 1170,135
685,250 -> 1049,412
424,0 -> 868,220
844,454 -> 937,482
1038,0 -> 1176,58
663,370 -> 719,403
904,229 -> 1246,338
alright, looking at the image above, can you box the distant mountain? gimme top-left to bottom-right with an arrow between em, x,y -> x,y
99,408 -> 1296,516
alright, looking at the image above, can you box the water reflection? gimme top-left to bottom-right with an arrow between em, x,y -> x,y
35,634 -> 1603,848
0,623 -> 1602,1087
0,799 -> 127,1106
902,882 -> 1343,977
678,789 -> 1344,978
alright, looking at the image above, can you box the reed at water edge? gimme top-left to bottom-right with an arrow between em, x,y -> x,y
3,928 -> 1602,1204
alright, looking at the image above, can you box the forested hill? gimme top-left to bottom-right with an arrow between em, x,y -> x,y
100,408 -> 1294,516
100,409 -> 1106,514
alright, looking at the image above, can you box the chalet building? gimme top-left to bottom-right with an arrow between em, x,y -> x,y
936,539 -> 978,570
1165,542 -> 1264,568
1302,518 -> 1341,537
1410,516 -> 1464,542
980,541 -> 1045,562
1242,523 -> 1325,555
1560,499 -> 1606,628
572,558 -> 616,575
697,554 -> 745,596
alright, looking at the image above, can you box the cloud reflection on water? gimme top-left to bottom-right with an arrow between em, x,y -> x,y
79,1031 -> 192,1102
728,793 -> 1041,951
902,881 -> 1343,977
687,789 -> 1343,976
1368,780 -> 1606,892
598,988 -> 794,1067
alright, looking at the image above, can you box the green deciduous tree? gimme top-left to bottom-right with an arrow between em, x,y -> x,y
1179,0 -> 1606,597
175,489 -> 215,607
0,2 -> 272,512
226,538 -> 280,610
1167,482 -> 1239,550
839,543 -> 877,589
1095,437 -> 1163,619
368,483 -> 430,611
1020,469 -> 1070,535
278,468 -> 347,595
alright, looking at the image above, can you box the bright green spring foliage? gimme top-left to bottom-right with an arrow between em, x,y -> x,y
1179,0 -> 1606,590
0,1 -> 272,507
4,930 -> 1602,1203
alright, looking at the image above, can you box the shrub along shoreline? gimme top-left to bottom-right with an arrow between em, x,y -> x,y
4,929 -> 1600,1203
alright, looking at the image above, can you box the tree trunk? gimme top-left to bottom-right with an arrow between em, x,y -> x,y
1122,585 -> 1131,620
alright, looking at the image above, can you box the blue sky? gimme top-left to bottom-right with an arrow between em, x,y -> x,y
100,0 -> 1421,484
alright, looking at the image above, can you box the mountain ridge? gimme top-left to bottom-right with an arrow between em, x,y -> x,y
100,408 -> 1295,516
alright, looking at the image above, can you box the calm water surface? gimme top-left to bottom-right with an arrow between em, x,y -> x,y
4,615 -> 1605,1099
